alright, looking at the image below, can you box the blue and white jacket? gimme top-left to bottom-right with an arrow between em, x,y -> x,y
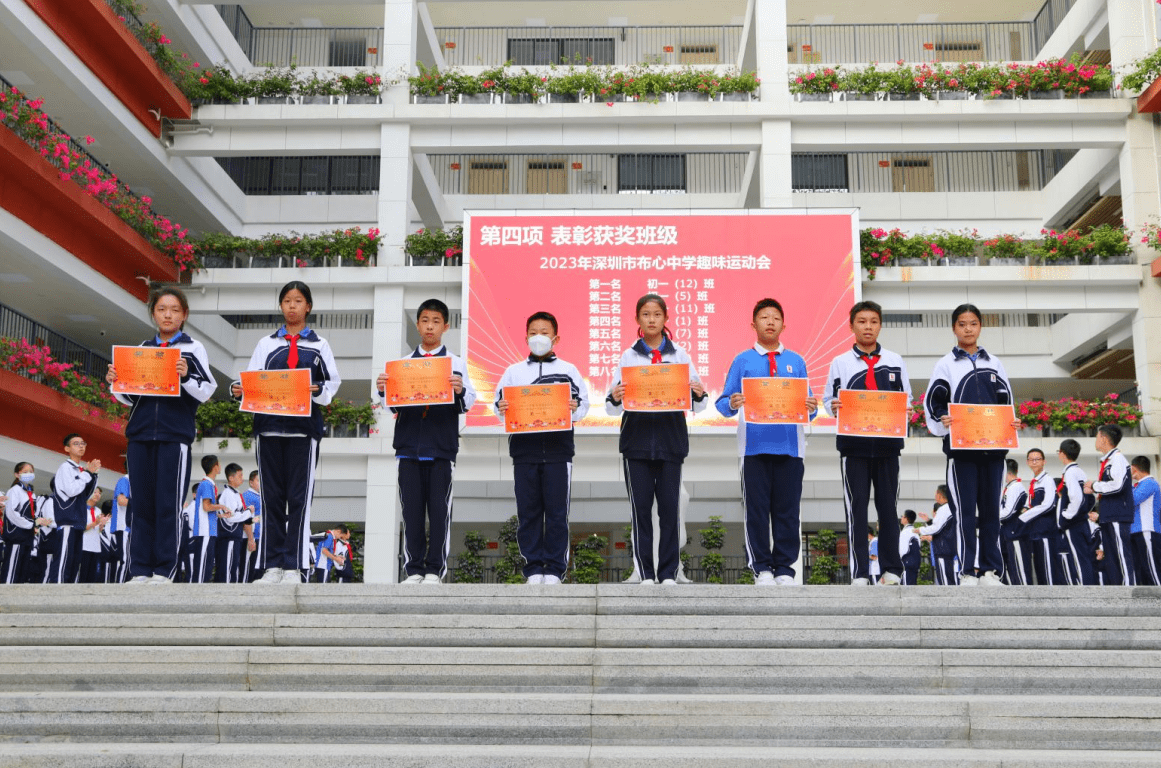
915,503 -> 956,557
1092,448 -> 1133,524
109,475 -> 130,534
1018,471 -> 1057,540
53,459 -> 99,528
3,483 -> 39,544
824,343 -> 911,457
379,345 -> 478,462
494,353 -> 589,464
113,333 -> 217,444
924,346 -> 1014,459
1131,475 -> 1160,535
192,477 -> 219,538
715,343 -> 815,459
243,488 -> 262,540
1055,463 -> 1089,530
1000,478 -> 1027,524
606,337 -> 707,463
235,327 -> 341,441
217,484 -> 253,541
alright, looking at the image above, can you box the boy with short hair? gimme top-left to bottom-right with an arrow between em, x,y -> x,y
313,524 -> 352,583
898,510 -> 921,585
215,463 -> 255,584
375,298 -> 477,584
715,298 -> 817,586
1018,448 -> 1060,585
50,433 -> 101,584
1085,424 -> 1136,585
494,311 -> 589,585
1129,456 -> 1161,586
914,486 -> 958,585
823,300 -> 910,586
999,458 -> 1030,585
189,455 -> 228,584
1055,439 -> 1096,585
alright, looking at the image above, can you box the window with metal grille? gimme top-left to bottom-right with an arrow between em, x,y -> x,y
791,154 -> 849,192
215,156 -> 380,195
618,154 -> 686,193
507,37 -> 615,65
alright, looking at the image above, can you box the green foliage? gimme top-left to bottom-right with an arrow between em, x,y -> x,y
736,568 -> 755,585
250,65 -> 299,98
320,400 -> 378,435
1121,47 -> 1161,92
1087,224 -> 1132,260
807,529 -> 841,585
409,62 -> 458,97
194,399 -> 253,451
452,530 -> 488,583
571,534 -> 608,584
698,515 -> 727,583
493,515 -> 526,584
337,70 -> 384,96
346,524 -> 365,582
193,227 -> 382,268
404,225 -> 463,262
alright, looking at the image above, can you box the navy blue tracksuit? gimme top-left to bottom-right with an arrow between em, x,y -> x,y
1093,449 -> 1135,586
50,460 -> 99,584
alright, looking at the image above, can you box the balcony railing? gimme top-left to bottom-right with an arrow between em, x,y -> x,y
215,5 -> 383,67
427,153 -> 749,196
791,150 -> 1076,194
215,156 -> 381,195
0,302 -> 111,382
434,25 -> 743,68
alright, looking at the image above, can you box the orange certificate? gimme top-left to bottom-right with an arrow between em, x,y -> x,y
949,403 -> 1019,450
504,383 -> 573,434
111,345 -> 180,397
622,363 -> 692,412
836,390 -> 909,438
742,377 -> 809,424
383,357 -> 454,407
240,369 -> 312,417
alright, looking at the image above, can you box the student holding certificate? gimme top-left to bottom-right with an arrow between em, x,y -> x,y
231,281 -> 341,584
606,294 -> 707,586
105,287 -> 216,584
924,303 -> 1020,587
715,298 -> 817,586
823,300 -> 911,586
494,311 -> 589,585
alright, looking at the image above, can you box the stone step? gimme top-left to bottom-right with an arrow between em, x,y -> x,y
4,611 -> 1161,649
0,743 -> 1160,768
0,693 -> 1159,751
3,646 -> 1160,695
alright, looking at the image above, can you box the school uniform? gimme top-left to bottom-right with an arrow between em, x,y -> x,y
312,531 -> 348,583
915,504 -> 958,585
869,537 -> 881,583
27,496 -> 54,584
715,342 -> 811,580
177,499 -> 194,583
107,475 -> 131,583
495,353 -> 589,580
1055,464 -> 1097,585
1015,472 -> 1061,585
79,506 -> 104,583
999,478 -> 1030,585
1092,448 -> 1135,585
924,346 -> 1014,580
380,344 -> 476,580
607,337 -> 706,583
187,477 -> 219,583
1089,519 -> 1105,585
242,488 -> 262,582
238,326 -> 341,574
113,333 -> 215,580
333,539 -> 355,582
48,460 -> 99,584
899,524 -> 921,585
214,485 -> 253,583
824,344 -> 910,584
2,483 -> 39,584
1131,475 -> 1161,586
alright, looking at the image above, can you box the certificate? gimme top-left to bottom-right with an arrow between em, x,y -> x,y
240,369 -> 312,417
836,390 -> 908,438
504,383 -> 573,434
111,345 -> 180,397
383,357 -> 454,407
742,377 -> 809,424
622,363 -> 692,413
949,403 -> 1019,450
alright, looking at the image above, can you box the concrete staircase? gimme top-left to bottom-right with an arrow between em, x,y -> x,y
0,584 -> 1159,766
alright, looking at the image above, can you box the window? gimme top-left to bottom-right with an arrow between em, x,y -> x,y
215,156 -> 380,195
328,38 -> 367,67
791,154 -> 848,192
618,154 -> 686,193
679,44 -> 718,64
508,37 -> 615,65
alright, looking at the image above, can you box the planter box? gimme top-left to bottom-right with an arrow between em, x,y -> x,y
1096,254 -> 1135,265
1138,77 -> 1161,113
300,96 -> 333,105
414,94 -> 447,104
1076,89 -> 1112,99
987,257 -> 1026,267
503,93 -> 536,104
720,92 -> 752,102
458,93 -> 493,105
25,0 -> 191,137
255,96 -> 290,105
1029,89 -> 1063,100
936,91 -> 969,100
0,369 -> 127,472
843,93 -> 878,101
547,92 -> 581,104
249,256 -> 284,268
898,257 -> 929,267
346,94 -> 381,105
201,255 -> 237,269
942,256 -> 978,267
675,91 -> 710,101
795,93 -> 831,102
886,92 -> 920,101
0,129 -> 177,300
406,253 -> 462,267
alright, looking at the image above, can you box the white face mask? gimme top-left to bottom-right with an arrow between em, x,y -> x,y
527,334 -> 553,357
19,473 -> 35,485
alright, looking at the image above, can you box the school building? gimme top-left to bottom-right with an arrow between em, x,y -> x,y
1,0 -> 1160,581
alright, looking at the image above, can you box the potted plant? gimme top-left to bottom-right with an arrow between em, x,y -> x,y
194,231 -> 243,268
250,65 -> 299,104
195,399 -> 254,450
544,66 -> 600,103
299,70 -> 341,104
459,68 -> 497,104
982,233 -> 1029,266
931,229 -> 978,266
500,67 -> 544,104
404,225 -> 463,266
409,62 -> 455,103
1087,224 -> 1133,264
883,62 -> 920,100
842,64 -> 881,101
1034,227 -> 1086,264
789,66 -> 840,101
322,399 -> 376,437
620,66 -> 671,103
339,70 -> 384,104
719,70 -> 759,101
669,67 -> 717,101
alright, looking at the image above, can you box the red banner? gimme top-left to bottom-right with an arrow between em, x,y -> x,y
463,211 -> 857,428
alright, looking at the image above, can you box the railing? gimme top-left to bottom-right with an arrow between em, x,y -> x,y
434,25 -> 743,68
427,153 -> 748,196
215,5 -> 382,67
220,314 -> 372,330
1031,0 -> 1077,54
884,312 -> 1065,328
0,303 -> 111,382
215,156 -> 381,195
215,4 -> 255,58
791,150 -> 1075,194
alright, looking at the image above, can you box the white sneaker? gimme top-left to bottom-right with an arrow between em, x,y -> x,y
147,575 -> 172,585
851,577 -> 871,586
660,579 -> 677,586
639,578 -> 656,585
126,576 -> 150,585
402,574 -> 424,584
542,575 -> 561,585
960,574 -> 979,587
774,575 -> 796,586
526,574 -> 545,585
256,568 -> 284,585
282,570 -> 303,584
979,571 -> 1005,587
755,571 -> 776,586
880,573 -> 902,586
422,574 -> 441,584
